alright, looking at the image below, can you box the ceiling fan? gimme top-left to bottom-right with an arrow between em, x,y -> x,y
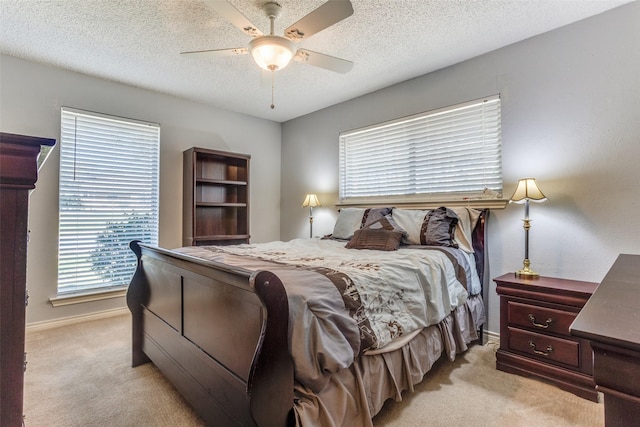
182,1 -> 354,105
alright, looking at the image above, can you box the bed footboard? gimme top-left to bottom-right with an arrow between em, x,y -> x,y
126,241 -> 294,427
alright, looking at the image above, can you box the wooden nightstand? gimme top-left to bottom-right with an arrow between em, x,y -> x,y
494,273 -> 599,402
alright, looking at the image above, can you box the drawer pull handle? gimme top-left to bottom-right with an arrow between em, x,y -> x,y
528,314 -> 553,329
529,340 -> 553,356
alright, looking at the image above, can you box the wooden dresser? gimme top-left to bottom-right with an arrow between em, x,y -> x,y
1,132 -> 56,426
494,273 -> 599,401
571,254 -> 640,426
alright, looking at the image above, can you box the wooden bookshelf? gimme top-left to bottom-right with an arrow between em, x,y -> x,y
183,147 -> 250,246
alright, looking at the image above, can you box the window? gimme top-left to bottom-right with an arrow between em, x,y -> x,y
57,107 -> 160,295
339,95 -> 501,205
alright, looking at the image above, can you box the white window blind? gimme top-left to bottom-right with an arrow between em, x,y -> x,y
339,95 -> 501,204
58,107 -> 160,295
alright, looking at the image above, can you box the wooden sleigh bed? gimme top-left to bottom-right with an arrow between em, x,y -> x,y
126,207 -> 489,427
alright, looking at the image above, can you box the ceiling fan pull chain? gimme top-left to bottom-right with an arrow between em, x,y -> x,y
271,69 -> 275,109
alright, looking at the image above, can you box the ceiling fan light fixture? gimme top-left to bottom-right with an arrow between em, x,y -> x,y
249,36 -> 296,71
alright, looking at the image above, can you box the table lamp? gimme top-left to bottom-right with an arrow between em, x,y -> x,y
510,178 -> 547,278
302,194 -> 321,238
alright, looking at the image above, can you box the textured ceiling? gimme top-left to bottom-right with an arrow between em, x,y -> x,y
0,0 -> 632,122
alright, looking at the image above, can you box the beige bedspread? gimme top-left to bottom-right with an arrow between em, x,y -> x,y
176,238 -> 485,426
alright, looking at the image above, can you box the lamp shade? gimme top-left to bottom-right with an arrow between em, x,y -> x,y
509,178 -> 547,204
302,193 -> 321,208
249,36 -> 296,71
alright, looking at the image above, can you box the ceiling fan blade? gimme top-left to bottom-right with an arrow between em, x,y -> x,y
203,0 -> 263,37
181,48 -> 248,58
294,49 -> 353,74
284,0 -> 354,40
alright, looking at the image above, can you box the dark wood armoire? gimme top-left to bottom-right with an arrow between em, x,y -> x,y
1,132 -> 56,426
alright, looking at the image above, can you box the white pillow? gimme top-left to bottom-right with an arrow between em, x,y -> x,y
331,208 -> 366,239
391,208 -> 430,245
450,207 -> 482,253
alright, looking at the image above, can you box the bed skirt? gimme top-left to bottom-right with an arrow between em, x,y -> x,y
293,295 -> 485,427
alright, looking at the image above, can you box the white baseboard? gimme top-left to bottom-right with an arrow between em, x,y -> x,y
484,329 -> 499,344
26,307 -> 129,333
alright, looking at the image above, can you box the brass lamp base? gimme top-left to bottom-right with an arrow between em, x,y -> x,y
515,268 -> 540,278
515,259 -> 539,279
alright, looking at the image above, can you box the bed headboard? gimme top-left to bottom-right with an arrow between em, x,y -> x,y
473,209 -> 490,344
472,209 -> 490,289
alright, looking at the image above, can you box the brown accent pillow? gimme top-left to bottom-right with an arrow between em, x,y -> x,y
346,215 -> 406,251
420,207 -> 459,248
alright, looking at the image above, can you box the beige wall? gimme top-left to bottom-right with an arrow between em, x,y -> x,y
280,2 -> 640,334
0,55 -> 282,324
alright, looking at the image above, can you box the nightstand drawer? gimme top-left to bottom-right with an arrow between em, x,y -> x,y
508,327 -> 580,368
507,301 -> 576,336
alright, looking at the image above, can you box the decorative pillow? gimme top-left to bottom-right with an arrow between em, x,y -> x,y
331,207 -> 391,240
362,207 -> 392,227
391,208 -> 430,245
345,215 -> 406,251
331,208 -> 366,239
450,207 -> 482,253
422,207 -> 459,248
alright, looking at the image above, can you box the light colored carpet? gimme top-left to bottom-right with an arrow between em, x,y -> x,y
24,314 -> 603,426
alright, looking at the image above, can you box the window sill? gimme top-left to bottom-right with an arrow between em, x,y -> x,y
336,198 -> 509,210
49,287 -> 127,307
